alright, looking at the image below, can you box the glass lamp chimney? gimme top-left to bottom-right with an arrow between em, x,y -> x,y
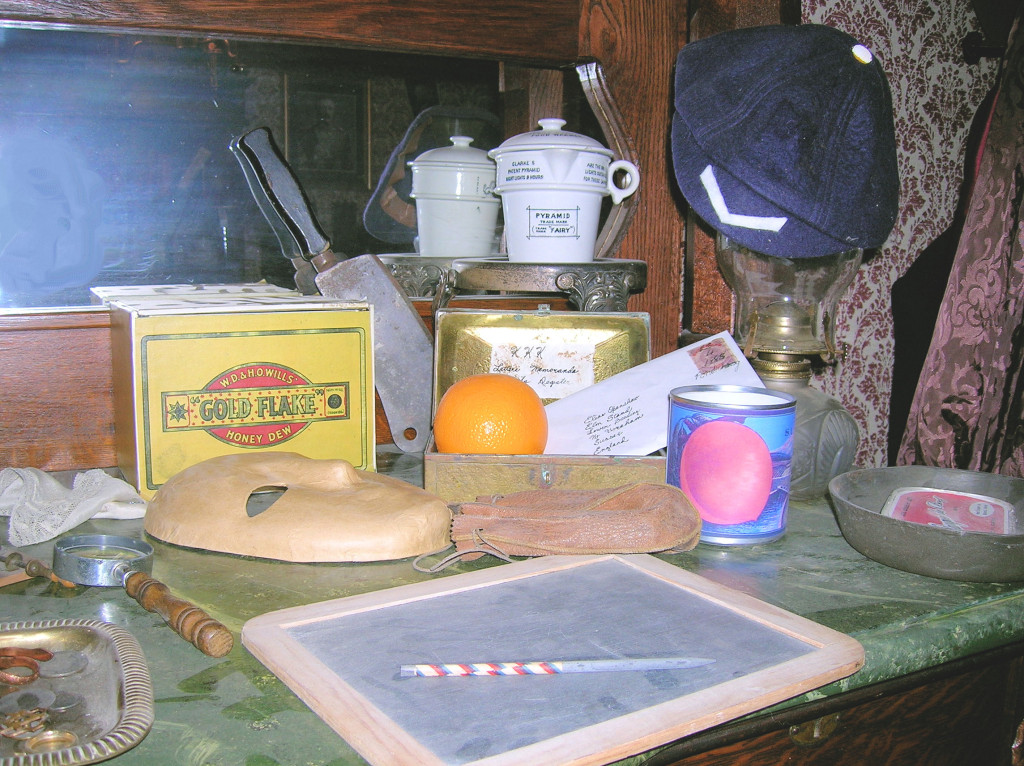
715,234 -> 862,499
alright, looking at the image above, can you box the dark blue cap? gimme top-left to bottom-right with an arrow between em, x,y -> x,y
672,24 -> 899,258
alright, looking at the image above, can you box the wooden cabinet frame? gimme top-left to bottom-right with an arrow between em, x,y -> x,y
0,0 -> 690,469
0,0 -> 775,468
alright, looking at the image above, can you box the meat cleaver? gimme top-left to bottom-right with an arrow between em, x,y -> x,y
230,127 -> 432,453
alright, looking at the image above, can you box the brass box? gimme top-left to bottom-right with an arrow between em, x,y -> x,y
432,307 -> 650,405
425,307 -> 661,503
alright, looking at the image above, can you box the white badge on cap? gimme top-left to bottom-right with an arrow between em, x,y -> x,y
852,44 -> 873,64
700,166 -> 787,232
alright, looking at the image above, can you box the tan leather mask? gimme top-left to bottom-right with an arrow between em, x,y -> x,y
145,452 -> 452,562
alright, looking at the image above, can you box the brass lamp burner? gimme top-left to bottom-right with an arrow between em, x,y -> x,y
743,300 -> 832,360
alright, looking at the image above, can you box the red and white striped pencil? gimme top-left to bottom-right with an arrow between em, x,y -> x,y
400,657 -> 715,677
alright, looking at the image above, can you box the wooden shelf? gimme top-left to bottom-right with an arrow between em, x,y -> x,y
0,0 -> 582,64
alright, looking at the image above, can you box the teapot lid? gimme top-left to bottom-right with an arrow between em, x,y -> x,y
409,136 -> 495,168
489,118 -> 613,156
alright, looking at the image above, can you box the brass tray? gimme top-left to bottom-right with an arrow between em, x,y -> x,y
433,307 -> 650,406
0,619 -> 153,766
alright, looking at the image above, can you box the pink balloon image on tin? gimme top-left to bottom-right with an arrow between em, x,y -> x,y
678,420 -> 773,525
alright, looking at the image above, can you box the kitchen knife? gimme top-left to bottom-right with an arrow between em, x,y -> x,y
229,127 -> 327,295
231,126 -> 433,453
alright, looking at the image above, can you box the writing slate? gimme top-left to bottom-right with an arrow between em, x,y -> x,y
242,554 -> 863,765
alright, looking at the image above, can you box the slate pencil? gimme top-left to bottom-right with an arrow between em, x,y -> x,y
400,657 -> 716,677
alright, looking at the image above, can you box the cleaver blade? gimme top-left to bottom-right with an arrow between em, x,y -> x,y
231,127 -> 433,453
314,254 -> 433,453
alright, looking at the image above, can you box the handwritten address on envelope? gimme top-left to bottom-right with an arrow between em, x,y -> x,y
543,332 -> 763,456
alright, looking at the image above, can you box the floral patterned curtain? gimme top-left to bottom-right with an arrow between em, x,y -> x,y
898,8 -> 1024,474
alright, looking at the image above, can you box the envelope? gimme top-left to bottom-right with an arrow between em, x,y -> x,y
543,332 -> 762,456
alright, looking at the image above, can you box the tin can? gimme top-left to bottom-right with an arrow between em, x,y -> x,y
667,385 -> 796,545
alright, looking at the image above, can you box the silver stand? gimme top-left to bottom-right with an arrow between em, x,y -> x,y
382,256 -> 647,312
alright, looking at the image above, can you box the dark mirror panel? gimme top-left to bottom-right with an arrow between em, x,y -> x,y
0,26 -> 503,308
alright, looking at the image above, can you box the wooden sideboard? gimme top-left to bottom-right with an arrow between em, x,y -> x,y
660,644 -> 1024,765
4,481 -> 1024,765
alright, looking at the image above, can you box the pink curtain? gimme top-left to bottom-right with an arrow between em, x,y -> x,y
899,9 -> 1024,474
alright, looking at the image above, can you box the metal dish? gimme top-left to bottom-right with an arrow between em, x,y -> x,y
0,619 -> 153,765
828,466 -> 1024,582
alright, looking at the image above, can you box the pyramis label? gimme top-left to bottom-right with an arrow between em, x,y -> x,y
527,207 -> 580,238
162,362 -> 349,447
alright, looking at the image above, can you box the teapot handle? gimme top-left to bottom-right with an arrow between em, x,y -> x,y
608,160 -> 640,205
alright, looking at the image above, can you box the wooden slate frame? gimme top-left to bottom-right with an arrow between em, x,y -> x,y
241,554 -> 863,765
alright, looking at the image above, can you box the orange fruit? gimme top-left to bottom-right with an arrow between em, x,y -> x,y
433,373 -> 548,454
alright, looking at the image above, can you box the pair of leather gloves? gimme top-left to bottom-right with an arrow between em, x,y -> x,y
449,483 -> 701,560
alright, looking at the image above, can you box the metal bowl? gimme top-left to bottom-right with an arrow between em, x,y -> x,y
828,466 -> 1024,582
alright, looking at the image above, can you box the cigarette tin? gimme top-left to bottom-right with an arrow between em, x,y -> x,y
108,293 -> 374,498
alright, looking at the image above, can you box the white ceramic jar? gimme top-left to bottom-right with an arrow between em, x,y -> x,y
408,136 -> 500,258
488,118 -> 640,263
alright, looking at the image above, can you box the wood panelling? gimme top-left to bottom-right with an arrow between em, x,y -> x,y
656,649 -> 1024,765
0,311 -> 117,471
682,0 -> 785,336
579,0 -> 686,354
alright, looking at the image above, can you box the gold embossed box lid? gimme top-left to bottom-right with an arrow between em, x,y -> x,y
433,307 -> 650,408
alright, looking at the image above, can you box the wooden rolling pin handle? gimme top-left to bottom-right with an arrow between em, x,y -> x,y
123,571 -> 234,658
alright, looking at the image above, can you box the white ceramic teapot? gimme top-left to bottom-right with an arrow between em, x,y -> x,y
488,118 -> 640,263
408,136 -> 500,258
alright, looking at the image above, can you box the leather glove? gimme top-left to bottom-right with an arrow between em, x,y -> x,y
451,482 -> 701,560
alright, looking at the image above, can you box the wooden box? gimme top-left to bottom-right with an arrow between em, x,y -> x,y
423,441 -> 666,503
425,307 -> 659,502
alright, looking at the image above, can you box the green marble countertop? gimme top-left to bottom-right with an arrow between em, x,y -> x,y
3,450 -> 1024,765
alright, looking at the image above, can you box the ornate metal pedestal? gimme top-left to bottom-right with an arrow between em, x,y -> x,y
376,255 -> 457,299
377,255 -> 646,312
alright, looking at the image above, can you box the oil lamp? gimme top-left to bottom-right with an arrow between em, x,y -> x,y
716,234 -> 861,499
669,24 -> 899,499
